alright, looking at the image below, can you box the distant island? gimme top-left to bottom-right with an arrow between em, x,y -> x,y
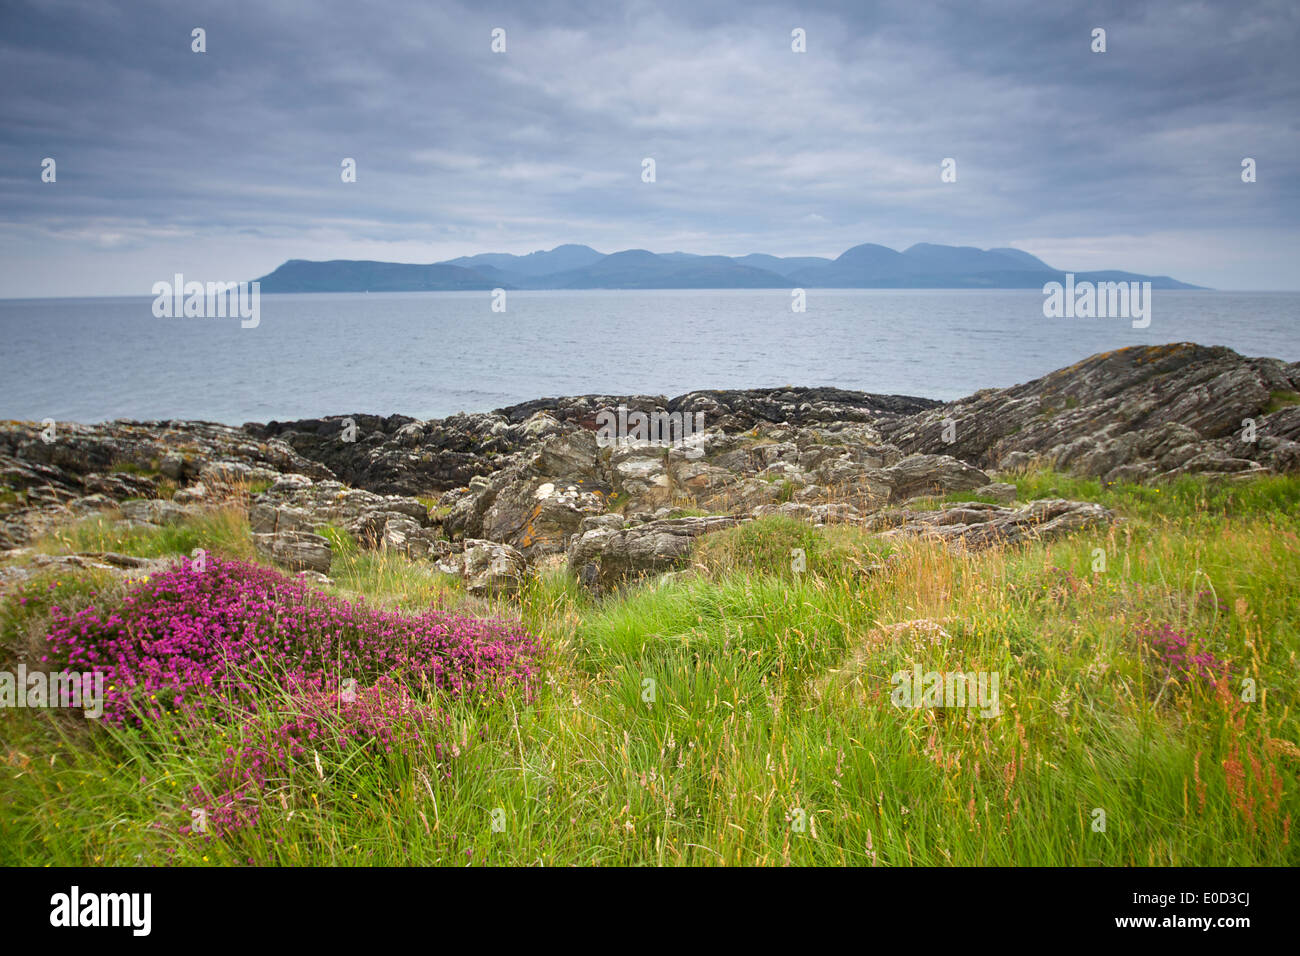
254,242 -> 1205,293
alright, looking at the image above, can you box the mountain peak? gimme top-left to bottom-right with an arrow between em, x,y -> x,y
255,242 -> 1201,291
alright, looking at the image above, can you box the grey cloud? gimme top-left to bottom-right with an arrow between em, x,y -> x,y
0,0 -> 1296,294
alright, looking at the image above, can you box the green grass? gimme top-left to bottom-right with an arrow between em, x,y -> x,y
109,460 -> 160,476
2,469 -> 1298,865
31,505 -> 255,561
1010,466 -> 1300,521
416,496 -> 453,521
906,491 -> 1006,508
317,523 -> 359,555
1266,390 -> 1300,414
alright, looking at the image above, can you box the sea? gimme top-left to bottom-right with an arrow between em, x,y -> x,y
1,289 -> 1296,425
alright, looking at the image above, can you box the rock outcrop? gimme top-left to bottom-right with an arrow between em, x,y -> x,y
436,539 -> 528,596
3,344 -> 1294,593
882,343 -> 1300,483
567,514 -> 747,591
0,419 -> 333,549
252,530 -> 333,575
242,388 -> 942,497
249,475 -> 443,559
866,498 -> 1115,550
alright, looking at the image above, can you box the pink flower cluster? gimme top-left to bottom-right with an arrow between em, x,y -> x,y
1140,622 -> 1228,684
45,558 -> 540,838
184,676 -> 450,836
45,557 -> 540,724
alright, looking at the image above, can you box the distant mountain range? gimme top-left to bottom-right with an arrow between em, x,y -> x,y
255,243 -> 1204,292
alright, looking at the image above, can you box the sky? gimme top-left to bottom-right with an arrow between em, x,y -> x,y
1,0 -> 1297,296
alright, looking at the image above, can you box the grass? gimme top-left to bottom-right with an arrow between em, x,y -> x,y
31,505 -> 255,562
1,466 -> 1297,865
1009,468 -> 1300,521
1266,390 -> 1300,414
417,496 -> 453,521
109,460 -> 159,476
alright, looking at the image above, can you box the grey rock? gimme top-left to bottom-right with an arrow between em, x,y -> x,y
438,539 -> 527,595
875,498 -> 1114,550
117,498 -> 195,526
172,483 -> 208,504
874,454 -> 991,502
3,344 -> 1294,592
248,477 -> 437,559
252,530 -> 332,574
973,482 -> 1017,504
567,515 -> 746,591
884,344 -> 1300,481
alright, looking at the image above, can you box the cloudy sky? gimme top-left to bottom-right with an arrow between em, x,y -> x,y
1,0 -> 1297,295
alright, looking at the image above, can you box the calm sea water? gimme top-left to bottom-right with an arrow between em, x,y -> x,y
1,290 -> 1296,424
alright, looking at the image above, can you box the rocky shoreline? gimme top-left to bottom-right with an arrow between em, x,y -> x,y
3,342 -> 1297,595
